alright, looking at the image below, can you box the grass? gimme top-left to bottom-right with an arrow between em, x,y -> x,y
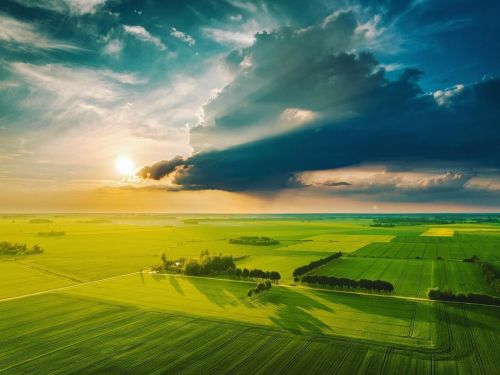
0,214 -> 499,373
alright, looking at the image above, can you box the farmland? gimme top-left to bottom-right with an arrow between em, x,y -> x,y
0,214 -> 499,373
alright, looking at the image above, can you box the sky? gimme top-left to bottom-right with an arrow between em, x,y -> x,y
0,0 -> 499,213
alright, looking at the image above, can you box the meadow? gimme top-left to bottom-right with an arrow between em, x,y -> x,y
0,214 -> 499,374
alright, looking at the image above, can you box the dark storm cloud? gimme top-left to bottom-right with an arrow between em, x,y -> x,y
138,7 -> 500,194
136,155 -> 185,180
191,10 -> 370,150
139,75 -> 500,192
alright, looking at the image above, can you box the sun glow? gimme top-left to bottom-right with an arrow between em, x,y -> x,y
115,156 -> 135,175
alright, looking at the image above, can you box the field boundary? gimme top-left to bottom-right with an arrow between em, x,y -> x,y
0,272 -> 139,303
13,260 -> 84,283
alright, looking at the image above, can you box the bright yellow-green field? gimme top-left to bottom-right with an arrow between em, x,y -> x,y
421,228 -> 455,236
1,214 -> 499,374
0,261 -> 74,299
60,272 -> 433,346
0,215 -> 397,283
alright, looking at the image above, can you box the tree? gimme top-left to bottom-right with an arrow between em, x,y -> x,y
31,244 -> 43,254
270,271 -> 281,284
292,252 -> 342,277
161,252 -> 168,267
185,259 -> 202,275
265,280 -> 272,292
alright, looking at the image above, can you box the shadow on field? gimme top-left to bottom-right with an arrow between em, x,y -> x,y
168,276 -> 184,296
257,287 -> 333,334
441,304 -> 495,331
306,289 -> 494,331
309,289 -> 431,319
185,277 -> 242,309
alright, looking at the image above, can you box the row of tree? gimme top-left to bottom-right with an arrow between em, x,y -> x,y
300,275 -> 394,292
463,254 -> 480,263
228,268 -> 281,283
427,288 -> 500,306
292,252 -> 342,277
248,280 -> 272,298
229,236 -> 280,246
0,241 -> 44,256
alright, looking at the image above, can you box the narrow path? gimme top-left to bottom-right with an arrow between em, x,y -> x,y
0,272 -> 139,303
13,260 -> 84,283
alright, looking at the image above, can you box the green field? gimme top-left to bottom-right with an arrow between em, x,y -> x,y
310,257 -> 497,298
1,214 -> 499,374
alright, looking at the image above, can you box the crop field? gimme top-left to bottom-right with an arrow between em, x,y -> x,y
421,228 -> 455,237
310,257 -> 497,298
0,214 -> 499,374
354,234 -> 500,261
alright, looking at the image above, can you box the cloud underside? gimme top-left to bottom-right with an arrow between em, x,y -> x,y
137,10 -> 500,204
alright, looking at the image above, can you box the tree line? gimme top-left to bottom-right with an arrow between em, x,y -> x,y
229,236 -> 280,246
292,252 -> 342,277
247,280 -> 272,298
37,231 -> 65,237
427,288 -> 500,306
228,267 -> 281,283
0,241 -> 44,256
300,275 -> 394,293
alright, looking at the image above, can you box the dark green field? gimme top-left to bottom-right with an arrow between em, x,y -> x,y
0,214 -> 499,374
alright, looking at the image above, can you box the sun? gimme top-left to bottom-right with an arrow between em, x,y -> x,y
115,156 -> 135,175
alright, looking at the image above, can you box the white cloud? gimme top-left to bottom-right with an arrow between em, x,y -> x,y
433,84 -> 465,106
0,14 -> 81,51
170,27 -> 195,46
3,62 -> 225,185
203,27 -> 255,47
12,63 -> 143,102
123,25 -> 166,50
279,108 -> 317,127
203,18 -> 278,47
297,167 -> 474,193
355,14 -> 385,40
380,63 -> 404,72
103,39 -> 123,56
229,14 -> 243,22
227,0 -> 258,13
12,0 -> 107,15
